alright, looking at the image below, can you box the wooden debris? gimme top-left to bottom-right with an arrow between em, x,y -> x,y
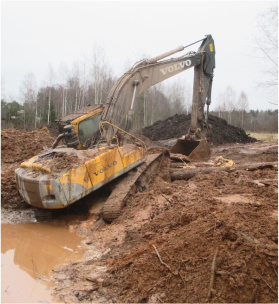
208,248 -> 218,301
170,162 -> 278,181
152,245 -> 177,276
260,275 -> 278,295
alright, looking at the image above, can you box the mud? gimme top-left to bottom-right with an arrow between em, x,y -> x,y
49,142 -> 277,303
1,125 -> 278,303
1,128 -> 56,211
1,222 -> 85,303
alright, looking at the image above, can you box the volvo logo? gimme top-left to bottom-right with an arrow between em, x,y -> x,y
93,161 -> 117,176
160,60 -> 192,75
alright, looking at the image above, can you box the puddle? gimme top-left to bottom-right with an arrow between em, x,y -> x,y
1,222 -> 85,303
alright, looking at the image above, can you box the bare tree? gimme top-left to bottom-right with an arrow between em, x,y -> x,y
237,91 -> 249,128
58,62 -> 69,116
165,80 -> 186,116
45,64 -> 56,124
253,3 -> 278,90
20,73 -> 38,128
1,77 -> 6,100
70,61 -> 81,112
215,93 -> 226,119
184,82 -> 192,115
90,43 -> 108,104
79,51 -> 89,108
216,86 -> 236,124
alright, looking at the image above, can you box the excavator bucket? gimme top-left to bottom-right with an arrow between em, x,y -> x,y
170,139 -> 211,162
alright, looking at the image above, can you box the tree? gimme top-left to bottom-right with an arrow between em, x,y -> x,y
20,73 -> 38,129
44,64 -> 56,124
253,3 -> 278,90
58,62 -> 69,116
1,99 -> 23,128
216,86 -> 236,124
165,80 -> 187,116
237,91 -> 249,128
90,43 -> 109,105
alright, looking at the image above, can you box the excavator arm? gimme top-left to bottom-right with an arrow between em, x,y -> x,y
102,35 -> 215,143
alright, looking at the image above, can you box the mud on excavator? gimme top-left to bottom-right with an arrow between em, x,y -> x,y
15,35 -> 215,221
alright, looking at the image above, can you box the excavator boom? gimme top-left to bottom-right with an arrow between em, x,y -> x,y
102,35 -> 215,148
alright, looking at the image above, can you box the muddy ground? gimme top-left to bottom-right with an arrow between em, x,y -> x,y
1,121 -> 278,303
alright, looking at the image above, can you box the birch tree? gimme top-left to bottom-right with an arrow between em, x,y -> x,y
45,64 -> 56,124
20,73 -> 38,129
165,80 -> 186,116
253,3 -> 278,90
90,43 -> 108,104
237,91 -> 249,128
58,62 -> 69,116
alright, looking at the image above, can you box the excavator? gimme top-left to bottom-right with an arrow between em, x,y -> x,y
15,35 -> 215,221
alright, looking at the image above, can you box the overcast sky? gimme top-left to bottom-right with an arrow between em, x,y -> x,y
1,1 -> 278,111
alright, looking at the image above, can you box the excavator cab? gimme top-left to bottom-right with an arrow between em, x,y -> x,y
52,104 -> 104,150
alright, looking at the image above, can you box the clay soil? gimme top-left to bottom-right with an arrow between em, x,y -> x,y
1,121 -> 278,303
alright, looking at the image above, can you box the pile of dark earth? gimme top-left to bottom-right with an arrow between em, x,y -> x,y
139,114 -> 257,145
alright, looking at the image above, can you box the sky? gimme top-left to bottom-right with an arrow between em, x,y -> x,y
1,1 -> 278,111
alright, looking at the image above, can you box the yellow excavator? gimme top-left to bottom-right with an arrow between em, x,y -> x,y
15,35 -> 215,221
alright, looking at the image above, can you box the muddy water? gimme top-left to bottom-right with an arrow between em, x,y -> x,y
1,222 -> 85,303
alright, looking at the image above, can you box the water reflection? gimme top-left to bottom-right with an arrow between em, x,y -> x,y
1,223 -> 85,303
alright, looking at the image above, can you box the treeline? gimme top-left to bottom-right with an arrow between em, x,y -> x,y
1,45 -> 277,134
210,109 -> 278,133
1,43 -> 193,131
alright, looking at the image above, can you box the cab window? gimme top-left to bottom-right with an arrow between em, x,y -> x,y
78,113 -> 102,144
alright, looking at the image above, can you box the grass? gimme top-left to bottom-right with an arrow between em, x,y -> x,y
247,132 -> 278,143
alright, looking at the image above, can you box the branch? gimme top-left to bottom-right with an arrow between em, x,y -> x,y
152,245 -> 177,276
208,248 -> 218,300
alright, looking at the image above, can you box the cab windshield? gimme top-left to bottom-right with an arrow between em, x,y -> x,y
78,113 -> 102,145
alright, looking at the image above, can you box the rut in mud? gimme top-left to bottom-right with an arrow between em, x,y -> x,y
1,115 -> 278,303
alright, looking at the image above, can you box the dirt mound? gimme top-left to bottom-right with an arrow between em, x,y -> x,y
1,127 -> 55,164
1,128 -> 56,209
140,114 -> 257,145
105,167 -> 277,303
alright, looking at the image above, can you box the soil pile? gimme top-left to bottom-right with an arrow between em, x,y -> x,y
1,127 -> 55,164
1,128 -> 56,209
140,114 -> 257,145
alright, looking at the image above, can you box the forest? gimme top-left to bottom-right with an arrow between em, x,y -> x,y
1,70 -> 277,134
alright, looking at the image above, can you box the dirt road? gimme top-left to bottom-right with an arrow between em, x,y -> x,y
1,127 -> 278,303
